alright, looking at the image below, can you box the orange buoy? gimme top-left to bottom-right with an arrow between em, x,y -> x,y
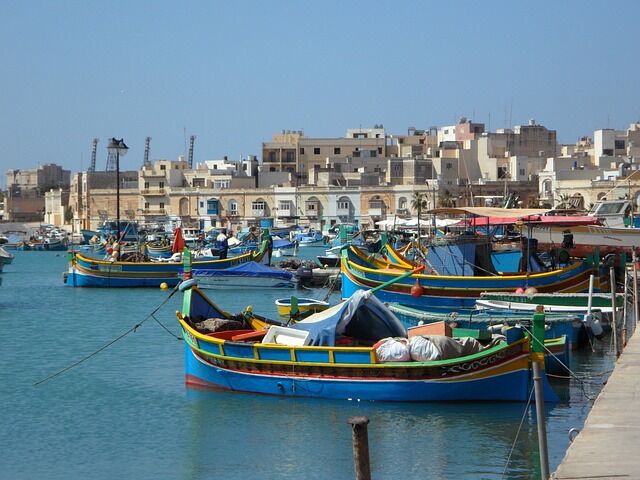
411,279 -> 424,298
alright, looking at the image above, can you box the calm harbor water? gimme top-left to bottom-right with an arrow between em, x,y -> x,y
0,251 -> 616,480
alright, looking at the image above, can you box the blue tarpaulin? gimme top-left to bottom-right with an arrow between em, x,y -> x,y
192,261 -> 293,280
291,290 -> 406,346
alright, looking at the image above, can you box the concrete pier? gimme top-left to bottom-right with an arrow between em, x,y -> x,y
553,328 -> 640,479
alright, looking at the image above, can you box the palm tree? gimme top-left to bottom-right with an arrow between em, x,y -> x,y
555,193 -> 572,209
439,190 -> 455,208
411,191 -> 428,253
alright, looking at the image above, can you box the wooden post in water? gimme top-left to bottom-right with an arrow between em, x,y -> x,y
532,308 -> 550,480
348,416 -> 371,480
633,250 -> 639,331
610,267 -> 619,358
623,262 -> 629,347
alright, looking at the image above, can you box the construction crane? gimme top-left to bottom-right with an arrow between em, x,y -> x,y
143,136 -> 152,167
188,135 -> 196,168
89,138 -> 99,172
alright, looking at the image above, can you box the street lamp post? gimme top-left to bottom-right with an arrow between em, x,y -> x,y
107,138 -> 129,256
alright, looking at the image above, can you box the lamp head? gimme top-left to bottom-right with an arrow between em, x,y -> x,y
107,138 -> 129,156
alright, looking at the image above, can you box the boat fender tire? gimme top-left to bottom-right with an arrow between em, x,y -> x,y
179,279 -> 197,291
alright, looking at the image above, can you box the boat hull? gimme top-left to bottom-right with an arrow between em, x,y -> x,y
342,246 -> 597,312
184,344 -> 533,402
66,238 -> 269,287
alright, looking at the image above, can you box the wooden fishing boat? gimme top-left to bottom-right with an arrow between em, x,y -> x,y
476,291 -> 622,312
342,245 -> 600,312
0,247 -> 14,265
65,233 -> 270,288
145,242 -> 174,259
388,302 -> 581,357
176,283 -> 559,402
275,297 -> 330,317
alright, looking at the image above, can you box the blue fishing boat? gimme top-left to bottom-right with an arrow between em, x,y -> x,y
176,284 -> 558,402
342,245 -> 600,312
65,233 -> 271,288
292,229 -> 325,247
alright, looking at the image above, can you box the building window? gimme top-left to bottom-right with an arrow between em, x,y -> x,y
252,201 -> 265,211
446,163 -> 452,169
278,201 -> 291,211
160,165 -> 166,170
338,201 -> 350,210
159,202 -> 165,209
378,147 -> 383,154
519,168 -> 525,176
615,140 -> 626,150
269,151 -> 276,162
159,181 -> 164,189
370,150 -> 377,157
200,201 -> 204,208
334,147 -> 341,155
207,199 -> 219,215
229,200 -> 238,215
213,180 -> 230,189
285,151 -> 294,162
314,147 -> 320,155
300,147 -> 305,154
144,182 -> 149,189
144,202 -> 149,209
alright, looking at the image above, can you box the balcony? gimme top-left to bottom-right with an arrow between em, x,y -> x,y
337,207 -> 351,216
140,170 -> 167,178
252,209 -> 266,218
305,209 -> 319,218
143,208 -> 166,215
277,207 -> 295,218
368,207 -> 383,217
227,210 -> 239,217
141,188 -> 166,196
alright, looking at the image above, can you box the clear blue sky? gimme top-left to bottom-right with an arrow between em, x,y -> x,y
1,0 -> 639,185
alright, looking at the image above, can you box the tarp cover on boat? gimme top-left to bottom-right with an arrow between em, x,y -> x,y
192,262 -> 293,280
291,290 -> 407,346
272,238 -> 295,249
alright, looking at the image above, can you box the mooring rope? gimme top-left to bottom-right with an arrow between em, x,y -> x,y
501,385 -> 535,479
520,325 -> 600,401
34,287 -> 181,386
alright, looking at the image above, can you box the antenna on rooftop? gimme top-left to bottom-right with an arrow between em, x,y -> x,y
89,138 -> 98,172
143,136 -> 152,167
188,135 -> 196,168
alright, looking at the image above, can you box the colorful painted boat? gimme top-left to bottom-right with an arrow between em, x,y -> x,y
176,284 -> 558,402
292,230 -> 325,247
146,242 -> 174,259
342,245 -> 600,312
275,297 -> 330,317
65,234 -> 271,287
388,302 -> 583,353
476,291 -> 623,312
0,247 -> 14,265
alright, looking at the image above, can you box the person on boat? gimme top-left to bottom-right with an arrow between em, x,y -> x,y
216,229 -> 228,259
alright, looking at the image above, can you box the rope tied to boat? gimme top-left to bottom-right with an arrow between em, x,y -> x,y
501,385 -> 535,479
33,285 -> 182,386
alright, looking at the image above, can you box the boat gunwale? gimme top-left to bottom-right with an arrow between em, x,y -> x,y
178,317 -> 529,369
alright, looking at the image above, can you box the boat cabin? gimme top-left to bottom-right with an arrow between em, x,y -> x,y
588,199 -> 633,228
